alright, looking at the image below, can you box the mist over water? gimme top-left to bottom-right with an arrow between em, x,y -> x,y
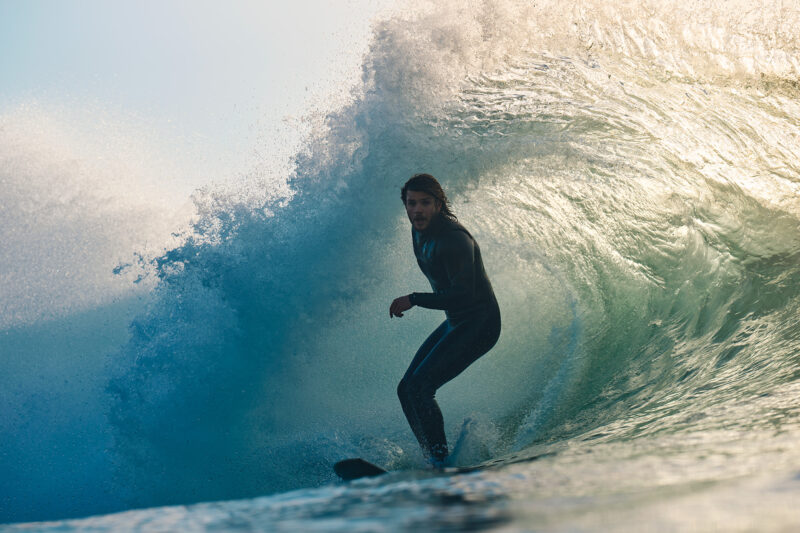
3,0 -> 800,528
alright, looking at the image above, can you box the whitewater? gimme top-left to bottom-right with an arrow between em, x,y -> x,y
2,0 -> 800,530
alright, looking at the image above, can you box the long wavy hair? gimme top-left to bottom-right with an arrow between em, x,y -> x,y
401,173 -> 458,222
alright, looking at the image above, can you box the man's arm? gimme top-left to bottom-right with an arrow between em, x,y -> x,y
409,230 -> 475,311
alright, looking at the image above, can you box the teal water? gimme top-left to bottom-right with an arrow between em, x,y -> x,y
2,0 -> 800,530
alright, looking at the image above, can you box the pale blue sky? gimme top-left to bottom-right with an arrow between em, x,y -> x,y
0,0 -> 390,189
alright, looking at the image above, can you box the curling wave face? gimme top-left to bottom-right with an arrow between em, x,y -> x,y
3,0 -> 800,525
106,0 -> 800,513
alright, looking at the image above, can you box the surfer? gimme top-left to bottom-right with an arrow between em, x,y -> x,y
390,174 -> 501,467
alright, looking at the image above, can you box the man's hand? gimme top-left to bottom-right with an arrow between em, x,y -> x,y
390,295 -> 413,318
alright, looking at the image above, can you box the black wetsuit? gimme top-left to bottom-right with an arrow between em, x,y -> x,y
397,215 -> 501,462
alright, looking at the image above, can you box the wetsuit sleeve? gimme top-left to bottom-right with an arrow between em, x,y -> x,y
411,231 -> 475,310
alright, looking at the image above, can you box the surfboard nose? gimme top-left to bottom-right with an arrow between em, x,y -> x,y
333,458 -> 387,480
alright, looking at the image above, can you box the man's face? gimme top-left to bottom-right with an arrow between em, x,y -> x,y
405,190 -> 441,232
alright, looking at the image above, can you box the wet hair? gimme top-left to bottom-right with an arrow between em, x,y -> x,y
401,173 -> 457,222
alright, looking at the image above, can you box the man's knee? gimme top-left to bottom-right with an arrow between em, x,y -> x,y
397,375 -> 433,403
397,378 -> 409,402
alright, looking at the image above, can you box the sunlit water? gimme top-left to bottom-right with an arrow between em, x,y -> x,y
2,0 -> 800,530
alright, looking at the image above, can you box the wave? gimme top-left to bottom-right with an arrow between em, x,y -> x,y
106,0 -> 800,510
3,0 -> 799,523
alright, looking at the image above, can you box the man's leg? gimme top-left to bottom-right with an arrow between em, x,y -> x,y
397,320 -> 449,458
397,310 -> 501,463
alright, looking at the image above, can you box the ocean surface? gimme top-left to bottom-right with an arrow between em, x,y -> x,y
3,1 -> 800,530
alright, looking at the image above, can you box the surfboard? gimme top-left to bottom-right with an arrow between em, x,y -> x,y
334,420 -> 560,481
334,458 -> 388,480
334,448 -> 558,481
334,419 -> 477,481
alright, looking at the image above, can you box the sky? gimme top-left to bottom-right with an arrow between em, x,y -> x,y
0,0 -> 393,194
